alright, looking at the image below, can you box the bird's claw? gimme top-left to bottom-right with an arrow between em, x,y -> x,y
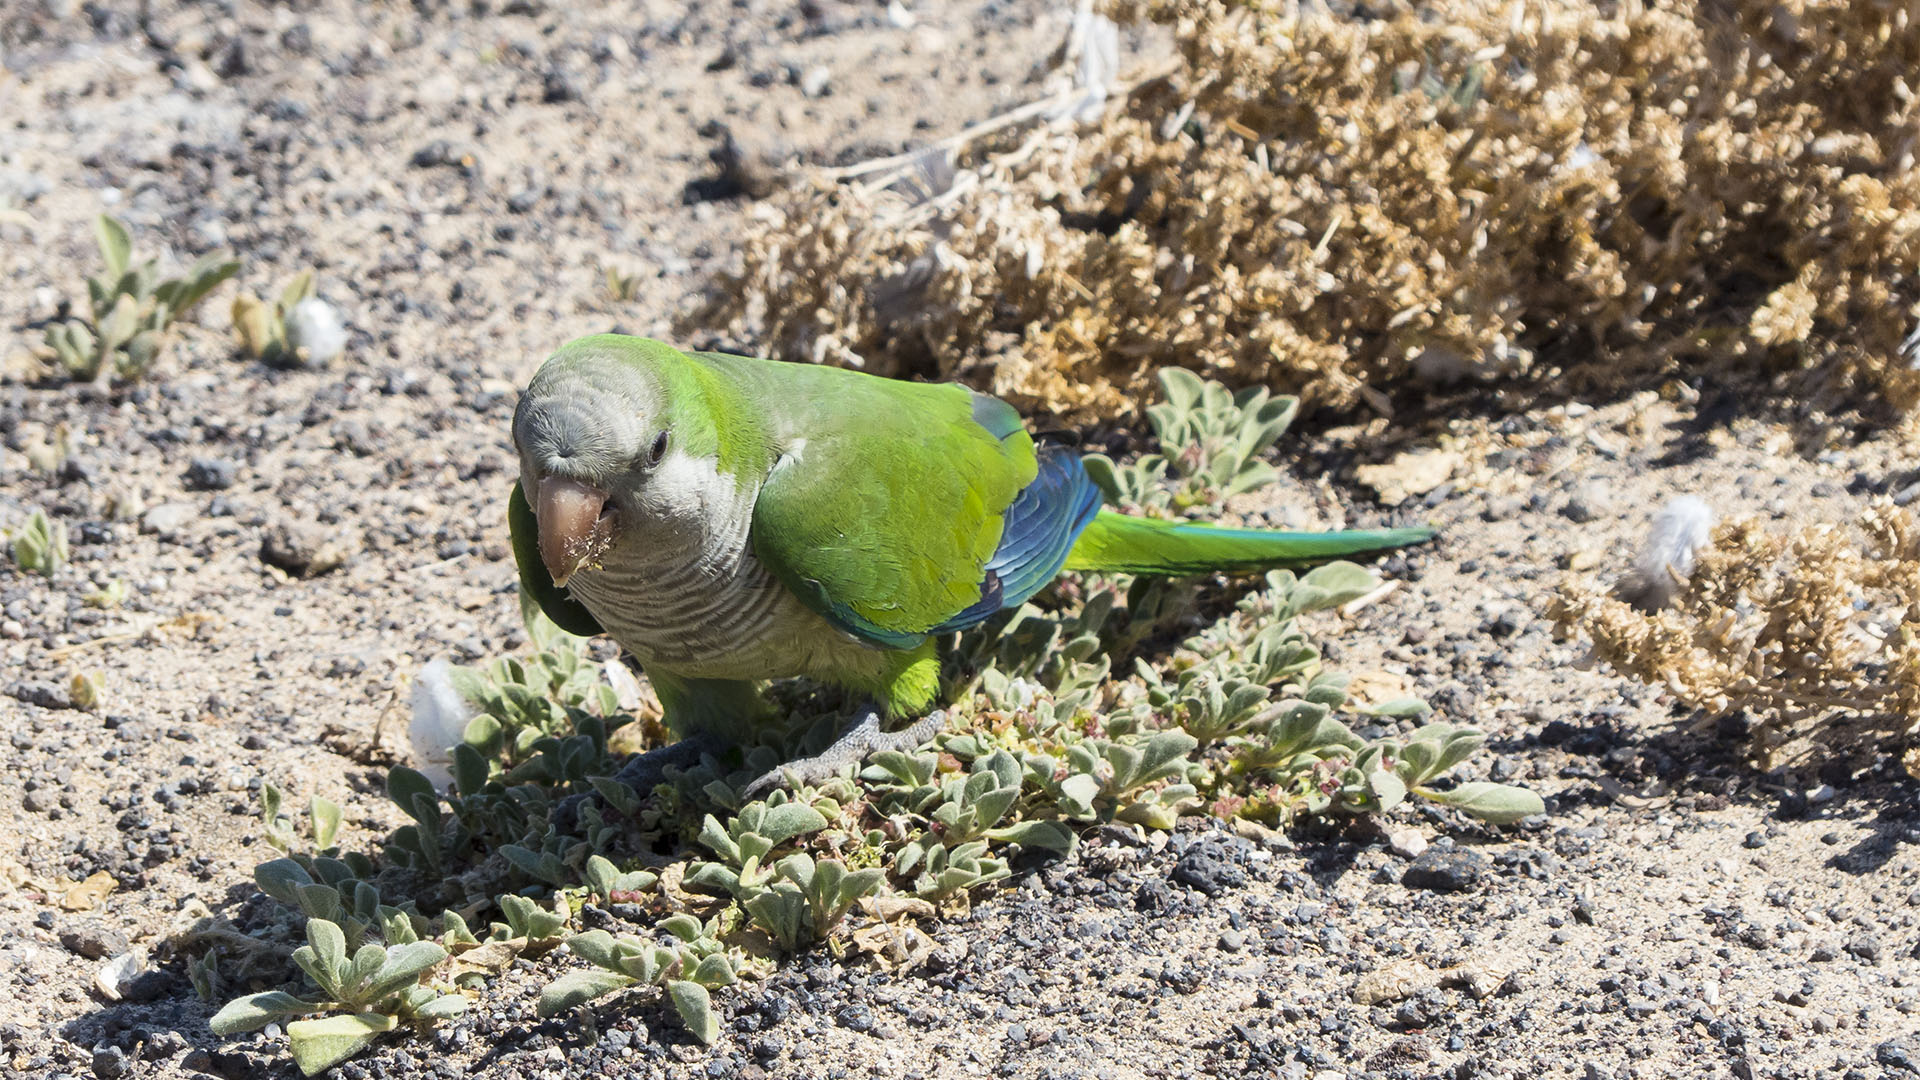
741,707 -> 947,798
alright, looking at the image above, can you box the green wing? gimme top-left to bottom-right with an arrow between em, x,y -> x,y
748,377 -> 1036,649
507,481 -> 605,638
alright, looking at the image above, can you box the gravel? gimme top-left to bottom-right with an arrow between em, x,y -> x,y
1,2 -> 1915,1079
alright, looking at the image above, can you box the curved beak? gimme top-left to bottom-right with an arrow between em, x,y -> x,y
535,475 -> 614,587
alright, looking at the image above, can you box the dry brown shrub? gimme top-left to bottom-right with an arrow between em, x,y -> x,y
1551,502 -> 1920,773
687,0 -> 1920,421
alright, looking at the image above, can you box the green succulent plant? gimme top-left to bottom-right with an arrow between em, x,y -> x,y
42,214 -> 238,384
749,852 -> 887,949
1081,367 -> 1299,517
6,509 -> 67,577
210,919 -> 464,1077
536,920 -> 739,1044
231,270 -> 315,364
684,796 -> 830,898
604,265 -> 643,303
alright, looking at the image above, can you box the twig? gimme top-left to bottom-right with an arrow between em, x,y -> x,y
45,630 -> 148,662
1311,208 -> 1346,261
827,91 -> 1080,188
45,612 -> 215,661
407,550 -> 470,575
1341,578 -> 1401,616
830,57 -> 1184,197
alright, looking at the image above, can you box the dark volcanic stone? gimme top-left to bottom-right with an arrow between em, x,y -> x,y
835,1003 -> 874,1032
182,456 -> 237,490
542,67 -> 581,103
1134,877 -> 1172,912
90,1043 -> 129,1080
8,680 -> 73,710
59,923 -> 129,960
259,520 -> 357,578
1401,849 -> 1487,892
1878,1041 -> 1920,1075
1171,841 -> 1246,897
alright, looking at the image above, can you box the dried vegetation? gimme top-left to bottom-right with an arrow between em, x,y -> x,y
1553,502 -> 1920,775
690,0 -> 1920,421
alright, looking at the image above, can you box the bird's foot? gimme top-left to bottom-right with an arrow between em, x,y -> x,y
550,734 -> 722,834
741,705 -> 947,799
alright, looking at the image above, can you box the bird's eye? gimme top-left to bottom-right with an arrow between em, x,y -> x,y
649,429 -> 670,465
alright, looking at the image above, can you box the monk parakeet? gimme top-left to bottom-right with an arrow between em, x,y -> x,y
510,335 -> 1432,796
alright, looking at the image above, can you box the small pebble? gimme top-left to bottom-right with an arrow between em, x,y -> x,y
1171,842 -> 1246,897
60,923 -> 129,960
1401,849 -> 1486,893
1386,829 -> 1428,859
91,1043 -> 129,1080
183,457 -> 237,491
1562,481 -> 1611,523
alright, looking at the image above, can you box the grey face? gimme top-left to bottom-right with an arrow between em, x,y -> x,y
513,355 -> 669,585
513,359 -> 655,488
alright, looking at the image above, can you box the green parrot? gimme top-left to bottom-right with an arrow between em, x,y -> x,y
510,335 -> 1432,797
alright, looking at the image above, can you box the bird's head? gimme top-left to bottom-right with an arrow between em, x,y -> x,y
512,344 -> 679,587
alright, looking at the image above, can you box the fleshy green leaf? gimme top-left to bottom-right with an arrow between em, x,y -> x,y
659,914 -> 705,943
564,930 -> 624,969
537,968 -> 636,1017
254,858 -> 315,906
153,253 -> 240,319
450,746 -> 488,800
411,993 -> 468,1021
689,954 -> 736,988
696,815 -> 740,864
985,819 -> 1076,852
1426,782 -> 1544,825
386,767 -> 438,822
342,943 -> 386,1001
286,1012 -> 396,1077
309,796 -> 342,851
754,802 -> 829,847
209,992 -> 320,1035
306,919 -> 348,979
363,941 -> 448,1001
668,980 -> 719,1044
1291,561 -> 1378,613
683,862 -> 741,897
1367,769 -> 1408,811
94,215 -> 132,280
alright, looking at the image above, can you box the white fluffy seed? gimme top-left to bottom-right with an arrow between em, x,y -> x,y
409,658 -> 472,789
1619,495 -> 1716,611
285,296 -> 348,365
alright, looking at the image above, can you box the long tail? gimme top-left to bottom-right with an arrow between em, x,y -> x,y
1063,510 -> 1434,576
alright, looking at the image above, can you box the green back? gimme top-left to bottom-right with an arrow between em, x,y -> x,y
697,352 -> 1038,648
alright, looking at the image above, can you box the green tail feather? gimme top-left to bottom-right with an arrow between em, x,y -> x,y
1063,510 -> 1434,576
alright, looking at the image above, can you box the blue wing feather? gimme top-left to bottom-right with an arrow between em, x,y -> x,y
931,442 -> 1102,633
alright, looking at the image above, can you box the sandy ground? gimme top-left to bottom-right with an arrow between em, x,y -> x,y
2,2 -> 1917,1079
